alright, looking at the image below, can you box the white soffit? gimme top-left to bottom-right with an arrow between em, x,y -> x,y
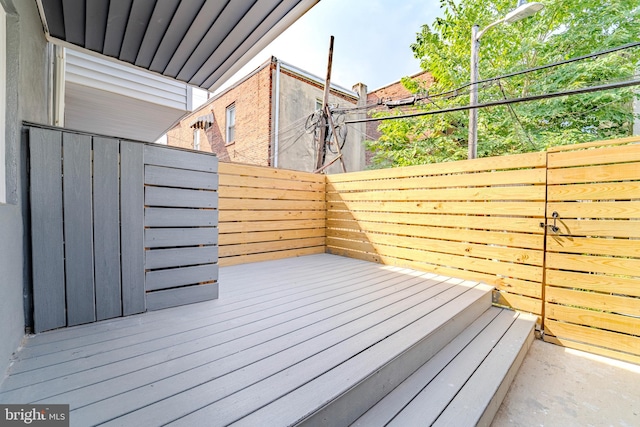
38,0 -> 319,92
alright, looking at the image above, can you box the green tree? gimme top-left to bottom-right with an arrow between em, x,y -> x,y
367,0 -> 640,167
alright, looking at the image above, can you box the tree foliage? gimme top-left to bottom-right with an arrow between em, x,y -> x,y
366,0 -> 640,167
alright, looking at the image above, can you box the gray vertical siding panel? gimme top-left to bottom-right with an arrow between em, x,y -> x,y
93,137 -> 122,320
121,142 -> 146,315
62,133 -> 96,326
29,128 -> 66,333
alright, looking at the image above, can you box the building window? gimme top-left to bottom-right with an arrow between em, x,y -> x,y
315,99 -> 323,112
0,4 -> 6,203
193,129 -> 200,150
226,104 -> 236,144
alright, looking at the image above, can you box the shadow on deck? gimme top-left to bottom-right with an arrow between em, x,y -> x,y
0,254 -> 535,426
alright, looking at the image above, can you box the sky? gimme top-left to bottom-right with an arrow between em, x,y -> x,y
220,0 -> 443,93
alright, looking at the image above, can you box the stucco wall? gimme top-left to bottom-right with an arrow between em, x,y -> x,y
277,72 -> 362,173
0,0 -> 49,376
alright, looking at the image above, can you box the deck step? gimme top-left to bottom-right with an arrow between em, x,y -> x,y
226,281 -> 495,427
354,307 -> 536,427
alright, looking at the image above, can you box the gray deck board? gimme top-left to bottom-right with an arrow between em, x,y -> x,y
0,254 -> 529,427
2,264 -> 418,403
81,277 -> 472,426
29,127 -> 66,333
62,132 -> 96,326
93,137 -> 122,321
120,141 -> 145,315
5,258 -> 405,372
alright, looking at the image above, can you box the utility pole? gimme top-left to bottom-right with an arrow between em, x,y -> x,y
468,24 -> 479,160
316,36 -> 334,171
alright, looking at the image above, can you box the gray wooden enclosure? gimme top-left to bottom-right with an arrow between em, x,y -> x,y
27,125 -> 218,333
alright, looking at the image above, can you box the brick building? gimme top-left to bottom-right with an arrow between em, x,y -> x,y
365,70 -> 434,143
167,57 -> 367,173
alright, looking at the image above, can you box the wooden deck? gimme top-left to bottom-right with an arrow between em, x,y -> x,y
0,254 -> 535,426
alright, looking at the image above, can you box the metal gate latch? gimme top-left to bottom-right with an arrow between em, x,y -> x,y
539,211 -> 559,232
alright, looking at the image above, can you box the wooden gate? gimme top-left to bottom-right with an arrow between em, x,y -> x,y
543,137 -> 640,364
27,125 -> 218,333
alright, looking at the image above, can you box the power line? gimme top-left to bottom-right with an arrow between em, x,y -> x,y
497,80 -> 535,147
337,41 -> 640,114
345,78 -> 640,124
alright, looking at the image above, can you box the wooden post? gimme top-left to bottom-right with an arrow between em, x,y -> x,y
326,106 -> 347,173
316,36 -> 334,171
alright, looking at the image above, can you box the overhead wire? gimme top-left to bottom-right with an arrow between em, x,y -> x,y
345,76 -> 640,124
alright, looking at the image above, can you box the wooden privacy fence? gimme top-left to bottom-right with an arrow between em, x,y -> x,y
27,125 -> 218,332
543,137 -> 640,364
326,153 -> 547,319
325,137 -> 640,363
217,163 -> 325,266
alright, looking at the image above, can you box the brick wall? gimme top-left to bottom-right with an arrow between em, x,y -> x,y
361,71 -> 433,167
167,62 -> 274,166
365,70 -> 434,143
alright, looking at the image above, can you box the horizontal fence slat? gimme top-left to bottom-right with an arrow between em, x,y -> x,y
547,236 -> 640,258
145,264 -> 218,291
146,246 -> 218,270
218,162 -> 324,183
146,283 -> 219,311
545,319 -> 640,356
323,246 -> 542,313
325,185 -> 545,202
145,165 -> 218,190
547,136 -> 640,153
546,201 -> 640,220
218,229 -> 326,246
145,207 -> 218,227
548,140 -> 640,166
546,287 -> 640,317
145,228 -> 218,248
326,151 -> 546,183
543,335 -> 640,365
326,230 -> 544,266
146,186 -> 217,208
548,162 -> 640,185
492,291 -> 542,316
219,186 -> 324,201
326,237 -> 542,283
545,303 -> 640,336
219,199 -> 325,211
327,211 -> 543,234
545,269 -> 640,297
326,168 -> 546,192
547,182 -> 640,201
219,210 -> 325,222
219,174 -> 324,192
219,237 -> 325,258
551,219 -> 640,238
546,252 -> 640,277
218,247 -> 325,267
327,201 -> 545,217
144,144 -> 217,172
219,219 -> 325,234
327,221 -> 544,250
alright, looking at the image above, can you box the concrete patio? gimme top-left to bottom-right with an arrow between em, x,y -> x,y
493,339 -> 640,427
